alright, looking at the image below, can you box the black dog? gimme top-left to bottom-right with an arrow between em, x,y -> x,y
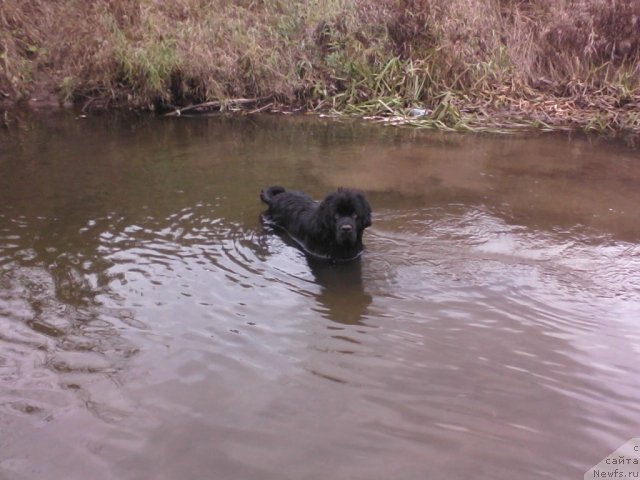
260,186 -> 372,261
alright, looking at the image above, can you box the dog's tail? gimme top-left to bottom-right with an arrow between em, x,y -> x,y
260,185 -> 286,205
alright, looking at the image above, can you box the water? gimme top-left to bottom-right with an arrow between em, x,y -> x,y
1,112 -> 639,479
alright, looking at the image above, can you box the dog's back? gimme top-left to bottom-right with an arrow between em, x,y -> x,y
260,186 -> 317,219
260,185 -> 318,235
260,186 -> 286,205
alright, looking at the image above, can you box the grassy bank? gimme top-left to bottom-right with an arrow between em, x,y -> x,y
1,0 -> 639,134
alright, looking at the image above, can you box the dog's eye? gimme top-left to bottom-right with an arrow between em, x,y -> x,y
352,213 -> 358,219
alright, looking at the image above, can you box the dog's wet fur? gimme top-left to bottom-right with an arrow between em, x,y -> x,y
260,186 -> 372,262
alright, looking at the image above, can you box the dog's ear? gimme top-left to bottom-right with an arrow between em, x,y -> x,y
318,192 -> 338,231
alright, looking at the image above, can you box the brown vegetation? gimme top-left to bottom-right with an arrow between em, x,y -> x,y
1,0 -> 639,133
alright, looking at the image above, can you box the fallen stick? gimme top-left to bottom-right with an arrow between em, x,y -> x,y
248,102 -> 274,114
165,97 -> 270,116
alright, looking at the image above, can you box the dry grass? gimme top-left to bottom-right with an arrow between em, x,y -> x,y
1,0 -> 639,133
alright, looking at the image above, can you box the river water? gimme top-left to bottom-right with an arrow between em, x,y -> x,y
1,112 -> 639,479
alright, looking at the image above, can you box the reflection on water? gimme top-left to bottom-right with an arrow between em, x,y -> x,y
262,222 -> 373,325
307,258 -> 373,325
1,112 -> 640,480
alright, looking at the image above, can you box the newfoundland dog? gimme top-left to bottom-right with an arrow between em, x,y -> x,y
260,186 -> 372,262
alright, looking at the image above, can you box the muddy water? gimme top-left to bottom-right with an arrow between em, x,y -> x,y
1,112 -> 639,480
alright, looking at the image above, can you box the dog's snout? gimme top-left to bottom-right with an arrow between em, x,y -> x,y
340,224 -> 353,233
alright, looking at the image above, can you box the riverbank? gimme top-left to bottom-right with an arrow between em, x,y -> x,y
2,0 -> 639,134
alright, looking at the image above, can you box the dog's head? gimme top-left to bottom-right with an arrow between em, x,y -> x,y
321,188 -> 372,247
